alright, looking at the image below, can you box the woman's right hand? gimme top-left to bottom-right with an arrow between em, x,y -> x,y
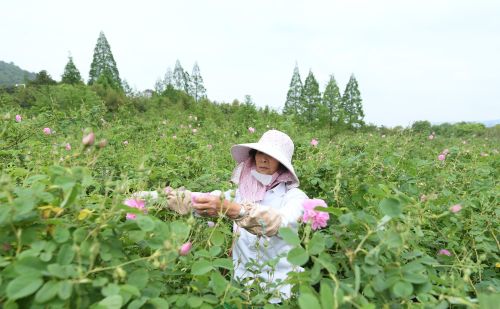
166,188 -> 192,215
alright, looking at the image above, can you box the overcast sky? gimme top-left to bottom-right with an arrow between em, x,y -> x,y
2,0 -> 499,126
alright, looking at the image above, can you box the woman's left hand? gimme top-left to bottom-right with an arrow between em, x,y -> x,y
192,195 -> 224,217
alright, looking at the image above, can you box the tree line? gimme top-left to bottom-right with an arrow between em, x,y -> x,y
13,31 -> 365,131
283,64 -> 365,131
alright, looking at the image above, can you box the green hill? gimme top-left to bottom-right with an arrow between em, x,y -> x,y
0,60 -> 36,86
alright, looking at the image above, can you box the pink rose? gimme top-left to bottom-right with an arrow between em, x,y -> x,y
449,204 -> 462,213
82,132 -> 95,146
302,199 -> 329,230
438,249 -> 452,256
124,198 -> 147,220
179,242 -> 192,256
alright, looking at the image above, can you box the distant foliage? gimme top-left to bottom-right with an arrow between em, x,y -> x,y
88,31 -> 122,90
0,60 -> 36,86
190,62 -> 206,102
28,70 -> 57,86
61,56 -> 83,85
283,63 -> 304,115
341,74 -> 365,128
301,70 -> 322,123
321,75 -> 343,132
283,65 -> 365,131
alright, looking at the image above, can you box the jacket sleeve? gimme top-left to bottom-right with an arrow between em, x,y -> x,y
234,188 -> 308,236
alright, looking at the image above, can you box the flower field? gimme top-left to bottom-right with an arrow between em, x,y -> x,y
0,86 -> 499,308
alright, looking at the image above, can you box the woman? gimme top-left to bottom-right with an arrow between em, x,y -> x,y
140,130 -> 308,302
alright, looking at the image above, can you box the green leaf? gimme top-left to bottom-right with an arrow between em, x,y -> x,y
136,215 -> 155,232
53,225 -> 70,243
279,227 -> 301,246
392,281 -> 413,298
14,256 -> 46,276
298,292 -> 321,309
379,198 -> 402,217
287,246 -> 309,266
187,296 -> 203,308
57,244 -> 75,265
320,281 -> 334,309
58,280 -> 73,300
34,280 -> 58,303
98,295 -> 123,309
120,284 -> 141,297
384,230 -> 403,249
127,269 -> 149,290
212,258 -> 232,270
307,233 -> 326,255
211,230 -> 225,246
403,273 -> 428,284
6,275 -> 43,300
149,297 -> 170,308
191,260 -> 214,275
47,263 -> 67,279
60,183 -> 80,208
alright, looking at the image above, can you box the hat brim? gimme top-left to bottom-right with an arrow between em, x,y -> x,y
231,143 -> 299,185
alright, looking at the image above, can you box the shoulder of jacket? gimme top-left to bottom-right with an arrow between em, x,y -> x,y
284,187 -> 308,199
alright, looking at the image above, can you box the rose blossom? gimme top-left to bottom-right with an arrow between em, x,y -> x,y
124,198 -> 147,220
302,199 -> 330,230
438,249 -> 452,256
449,204 -> 462,213
179,242 -> 192,256
82,132 -> 95,146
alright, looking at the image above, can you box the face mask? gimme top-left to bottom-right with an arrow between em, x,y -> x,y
251,169 -> 273,186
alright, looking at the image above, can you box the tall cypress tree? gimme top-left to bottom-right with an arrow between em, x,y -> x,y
321,75 -> 343,130
163,67 -> 173,88
173,60 -> 186,91
191,62 -> 206,102
88,31 -> 122,90
301,70 -> 321,123
61,56 -> 82,85
342,74 -> 365,128
283,63 -> 303,115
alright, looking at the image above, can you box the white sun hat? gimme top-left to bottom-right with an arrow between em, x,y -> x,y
230,129 -> 299,185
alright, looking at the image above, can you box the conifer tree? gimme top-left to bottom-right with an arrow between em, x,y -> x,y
154,78 -> 164,93
341,74 -> 365,128
61,56 -> 83,84
300,70 -> 321,123
88,31 -> 122,90
321,75 -> 343,130
283,63 -> 303,115
173,60 -> 186,91
163,67 -> 173,88
191,62 -> 206,102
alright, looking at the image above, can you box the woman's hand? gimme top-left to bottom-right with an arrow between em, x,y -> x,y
192,194 -> 222,217
166,189 -> 192,215
192,194 -> 241,218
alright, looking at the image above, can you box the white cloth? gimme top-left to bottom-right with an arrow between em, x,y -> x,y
225,182 -> 308,303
